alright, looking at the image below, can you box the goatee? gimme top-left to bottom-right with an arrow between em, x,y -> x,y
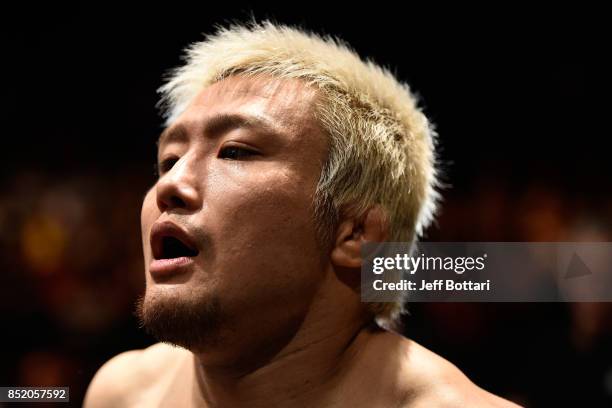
135,291 -> 223,351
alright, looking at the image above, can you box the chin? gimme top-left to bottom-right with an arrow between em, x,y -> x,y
136,287 -> 225,351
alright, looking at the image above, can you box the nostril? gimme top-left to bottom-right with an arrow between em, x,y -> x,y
170,196 -> 186,208
156,180 -> 200,213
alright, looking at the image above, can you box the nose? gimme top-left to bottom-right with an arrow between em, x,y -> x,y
155,155 -> 201,213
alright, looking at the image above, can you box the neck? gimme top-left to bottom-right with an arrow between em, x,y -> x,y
193,325 -> 377,407
188,275 -> 379,407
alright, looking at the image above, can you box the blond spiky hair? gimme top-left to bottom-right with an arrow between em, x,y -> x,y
158,21 -> 440,324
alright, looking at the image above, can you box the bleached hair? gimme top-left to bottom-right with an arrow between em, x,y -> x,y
158,21 -> 440,326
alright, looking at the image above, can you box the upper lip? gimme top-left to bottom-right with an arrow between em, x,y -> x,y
150,221 -> 199,260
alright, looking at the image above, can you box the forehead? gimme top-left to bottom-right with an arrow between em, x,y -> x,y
168,74 -> 322,143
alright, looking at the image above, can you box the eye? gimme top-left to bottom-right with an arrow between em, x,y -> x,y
218,145 -> 259,160
154,156 -> 179,176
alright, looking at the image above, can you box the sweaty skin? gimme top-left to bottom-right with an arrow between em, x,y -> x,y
85,75 -> 521,407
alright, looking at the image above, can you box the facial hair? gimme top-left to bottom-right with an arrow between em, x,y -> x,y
135,289 -> 224,351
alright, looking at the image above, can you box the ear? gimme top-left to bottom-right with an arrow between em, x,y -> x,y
330,206 -> 389,268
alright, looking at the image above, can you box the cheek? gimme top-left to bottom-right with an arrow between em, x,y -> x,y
140,188 -> 158,259
213,169 -> 315,239
205,167 -> 322,278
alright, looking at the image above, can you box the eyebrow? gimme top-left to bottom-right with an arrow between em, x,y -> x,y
157,113 -> 283,147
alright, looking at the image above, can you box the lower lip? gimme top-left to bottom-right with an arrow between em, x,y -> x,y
149,257 -> 194,277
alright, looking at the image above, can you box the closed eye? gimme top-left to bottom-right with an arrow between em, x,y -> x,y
218,145 -> 260,160
155,156 -> 179,176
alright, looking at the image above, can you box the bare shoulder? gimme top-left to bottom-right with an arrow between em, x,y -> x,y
83,342 -> 191,408
379,333 -> 522,407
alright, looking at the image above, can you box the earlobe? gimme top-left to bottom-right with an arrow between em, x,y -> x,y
330,206 -> 389,268
330,219 -> 362,268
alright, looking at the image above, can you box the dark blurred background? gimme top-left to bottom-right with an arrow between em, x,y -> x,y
1,3 -> 610,407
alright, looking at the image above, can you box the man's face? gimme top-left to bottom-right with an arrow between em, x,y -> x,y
139,75 -> 329,350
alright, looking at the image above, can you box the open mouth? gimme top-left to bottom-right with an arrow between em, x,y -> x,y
158,236 -> 199,259
151,222 -> 200,261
